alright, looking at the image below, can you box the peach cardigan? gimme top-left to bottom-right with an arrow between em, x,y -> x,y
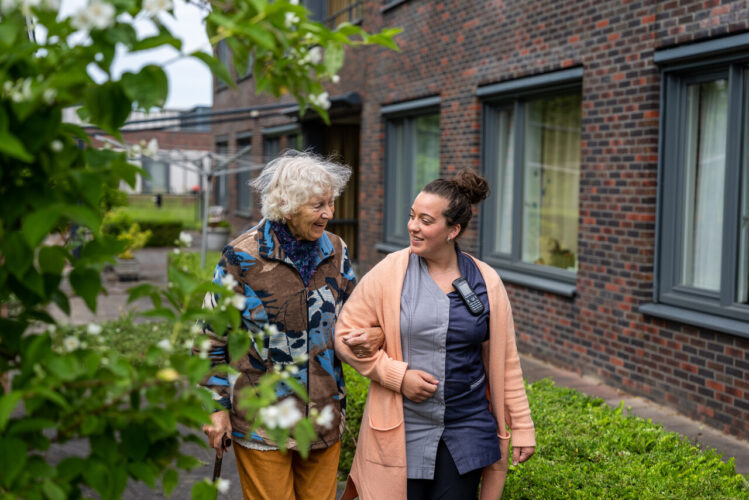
335,248 -> 535,500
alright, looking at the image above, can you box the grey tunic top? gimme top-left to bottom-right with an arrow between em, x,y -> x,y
400,253 -> 449,479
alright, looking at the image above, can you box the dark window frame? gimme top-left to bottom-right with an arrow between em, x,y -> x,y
235,131 -> 253,217
381,96 -> 441,248
478,69 -> 583,296
653,54 -> 749,330
214,135 -> 229,207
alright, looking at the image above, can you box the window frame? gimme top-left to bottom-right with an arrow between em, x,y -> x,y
478,69 -> 583,295
234,131 -> 253,217
214,135 -> 229,207
381,96 -> 441,248
655,56 -> 749,326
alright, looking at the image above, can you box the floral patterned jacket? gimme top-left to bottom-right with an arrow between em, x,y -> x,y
194,219 -> 356,449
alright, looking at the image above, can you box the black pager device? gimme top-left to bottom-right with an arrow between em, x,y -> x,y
452,277 -> 484,316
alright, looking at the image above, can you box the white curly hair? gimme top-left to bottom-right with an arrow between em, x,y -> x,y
251,150 -> 352,222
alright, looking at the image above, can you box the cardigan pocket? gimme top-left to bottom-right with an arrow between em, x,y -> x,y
360,382 -> 406,466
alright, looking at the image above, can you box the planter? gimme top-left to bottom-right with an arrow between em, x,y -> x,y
205,227 -> 231,251
114,257 -> 139,281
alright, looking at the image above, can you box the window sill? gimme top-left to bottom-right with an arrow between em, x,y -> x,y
639,303 -> 749,339
494,267 -> 576,298
381,0 -> 409,13
375,241 -> 407,254
233,210 -> 253,218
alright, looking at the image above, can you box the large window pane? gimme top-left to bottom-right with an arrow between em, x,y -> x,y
263,136 -> 280,164
413,114 -> 440,201
142,158 -> 169,194
680,79 -> 728,291
493,108 -> 515,254
236,135 -> 252,213
214,139 -> 228,206
521,94 -> 581,271
738,72 -> 749,304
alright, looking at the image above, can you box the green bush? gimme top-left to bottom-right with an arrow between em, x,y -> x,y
168,250 -> 223,282
103,211 -> 183,248
504,379 -> 748,499
340,364 -> 369,477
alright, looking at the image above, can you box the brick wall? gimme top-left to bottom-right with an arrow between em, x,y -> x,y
213,0 -> 749,439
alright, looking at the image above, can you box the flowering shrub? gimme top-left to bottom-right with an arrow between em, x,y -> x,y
0,0 -> 399,498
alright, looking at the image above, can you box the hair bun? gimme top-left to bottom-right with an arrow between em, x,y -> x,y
454,169 -> 490,204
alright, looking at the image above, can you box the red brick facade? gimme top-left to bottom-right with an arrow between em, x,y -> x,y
213,0 -> 749,439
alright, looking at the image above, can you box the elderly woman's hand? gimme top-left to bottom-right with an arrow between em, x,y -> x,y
341,327 -> 385,358
203,411 -> 232,458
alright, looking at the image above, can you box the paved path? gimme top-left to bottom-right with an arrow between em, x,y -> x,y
45,243 -> 748,499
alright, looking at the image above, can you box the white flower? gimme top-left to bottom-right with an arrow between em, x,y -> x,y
230,294 -> 246,310
1,0 -> 19,12
293,353 -> 309,364
129,143 -> 142,156
331,74 -> 340,84
47,324 -> 57,334
199,339 -> 211,358
191,324 -> 202,335
172,248 -> 181,255
260,398 -> 302,430
249,109 -> 259,118
51,140 -> 64,152
284,11 -> 299,27
157,339 -> 172,351
220,273 -> 237,290
178,231 -> 193,247
216,478 -> 230,494
143,137 -> 159,157
70,0 -> 115,32
86,323 -> 102,335
315,404 -> 335,429
152,325 -> 159,332
285,365 -> 299,375
42,0 -> 59,9
289,0 -> 298,5
20,0 -> 41,15
302,46 -> 322,65
308,91 -> 330,110
143,0 -> 172,15
265,324 -> 280,336
63,336 -> 80,352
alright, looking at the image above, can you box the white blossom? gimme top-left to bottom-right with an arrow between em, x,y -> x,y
249,109 -> 259,118
289,0 -> 298,4
70,0 -> 115,32
51,140 -> 64,152
172,248 -> 181,255
199,339 -> 211,358
157,339 -> 173,351
20,0 -> 41,15
216,478 -> 230,494
1,0 -> 19,12
143,137 -> 159,157
308,91 -> 330,110
302,46 -> 322,65
220,273 -> 237,290
315,404 -> 335,429
178,231 -> 193,247
230,294 -> 246,310
143,0 -> 172,15
63,336 -> 80,352
260,398 -> 302,430
42,0 -> 59,9
285,365 -> 299,375
293,352 -> 309,364
284,11 -> 299,27
86,322 -> 102,336
190,324 -> 202,335
47,324 -> 57,334
265,324 -> 280,336
331,74 -> 340,84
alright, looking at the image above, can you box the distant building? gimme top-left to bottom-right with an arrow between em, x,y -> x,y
211,0 -> 749,439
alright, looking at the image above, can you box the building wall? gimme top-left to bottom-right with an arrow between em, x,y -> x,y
213,0 -> 749,438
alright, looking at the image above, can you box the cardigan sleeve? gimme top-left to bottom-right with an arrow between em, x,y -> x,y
334,267 -> 408,393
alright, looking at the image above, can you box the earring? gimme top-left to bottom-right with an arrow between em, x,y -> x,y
447,236 -> 452,243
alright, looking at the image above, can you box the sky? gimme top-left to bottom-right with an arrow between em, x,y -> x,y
59,0 -> 213,110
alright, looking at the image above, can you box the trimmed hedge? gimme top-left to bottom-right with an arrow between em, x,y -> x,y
103,211 -> 183,248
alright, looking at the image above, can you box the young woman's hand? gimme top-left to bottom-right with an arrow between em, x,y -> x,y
203,410 -> 232,458
512,446 -> 535,465
400,369 -> 439,402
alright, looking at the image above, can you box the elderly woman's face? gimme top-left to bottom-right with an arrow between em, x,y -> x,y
287,191 -> 335,241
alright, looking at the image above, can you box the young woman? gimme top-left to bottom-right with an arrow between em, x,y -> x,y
335,169 -> 535,499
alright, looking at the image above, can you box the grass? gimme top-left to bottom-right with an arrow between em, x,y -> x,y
502,379 -> 748,499
117,194 -> 201,230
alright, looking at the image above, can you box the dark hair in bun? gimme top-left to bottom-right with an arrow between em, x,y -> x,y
422,169 -> 490,236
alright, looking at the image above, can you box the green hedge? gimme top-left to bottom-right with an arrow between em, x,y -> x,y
340,365 -> 369,477
103,211 -> 183,248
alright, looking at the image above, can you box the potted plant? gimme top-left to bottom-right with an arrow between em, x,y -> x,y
114,223 -> 152,281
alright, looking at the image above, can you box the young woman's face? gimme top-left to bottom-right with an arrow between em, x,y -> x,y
407,192 -> 458,257
287,191 -> 335,241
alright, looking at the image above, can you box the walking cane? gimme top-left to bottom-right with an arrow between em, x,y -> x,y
212,435 -> 231,481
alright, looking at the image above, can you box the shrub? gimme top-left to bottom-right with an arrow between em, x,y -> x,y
168,250 -> 223,283
137,220 -> 184,247
340,364 -> 369,477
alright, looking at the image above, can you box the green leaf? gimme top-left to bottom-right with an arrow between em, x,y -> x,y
32,387 -> 70,410
46,354 -> 79,381
162,468 -> 179,496
0,18 -> 21,48
0,108 -> 33,162
7,417 -> 56,436
227,331 -> 250,361
121,423 -> 149,460
69,266 -> 101,312
132,31 -> 182,52
121,65 -> 169,110
39,246 -> 68,276
71,171 -> 105,209
191,479 -> 217,500
57,457 -> 86,481
323,42 -> 344,75
128,462 -> 158,487
82,460 -> 110,498
63,204 -> 100,232
292,419 -> 316,459
83,82 -> 132,137
241,24 -> 275,50
176,454 -> 202,471
0,392 -> 23,432
191,51 -> 235,89
41,479 -> 66,500
367,33 -> 401,52
0,437 -> 27,488
21,206 -> 61,248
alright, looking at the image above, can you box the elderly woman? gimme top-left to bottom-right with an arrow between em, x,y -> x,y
335,169 -> 535,500
196,151 -> 380,500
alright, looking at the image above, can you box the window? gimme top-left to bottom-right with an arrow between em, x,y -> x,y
479,69 -> 582,289
383,98 -> 440,246
216,41 -> 230,91
235,133 -> 252,215
263,135 -> 280,164
214,136 -> 228,206
656,57 -> 749,326
286,133 -> 303,151
141,157 -> 169,194
326,0 -> 362,27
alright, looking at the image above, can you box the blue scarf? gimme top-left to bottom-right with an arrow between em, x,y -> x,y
270,221 -> 319,287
